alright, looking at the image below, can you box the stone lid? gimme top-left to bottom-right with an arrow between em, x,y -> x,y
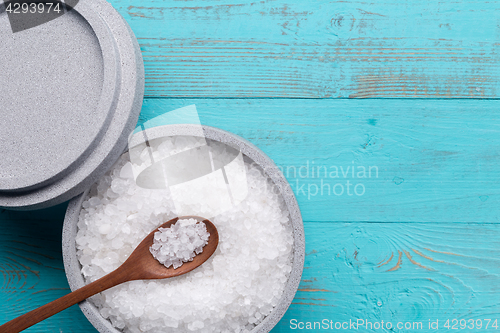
0,0 -> 144,210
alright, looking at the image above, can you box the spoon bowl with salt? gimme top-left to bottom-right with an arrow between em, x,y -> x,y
0,216 -> 219,333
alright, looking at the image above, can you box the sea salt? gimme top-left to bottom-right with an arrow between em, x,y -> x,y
150,218 -> 209,269
76,136 -> 294,333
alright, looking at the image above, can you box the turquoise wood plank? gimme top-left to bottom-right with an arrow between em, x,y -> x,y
0,204 -> 96,332
107,0 -> 500,98
139,98 -> 500,223
2,1 -> 500,332
3,97 -> 500,331
2,214 -> 500,332
274,222 -> 500,333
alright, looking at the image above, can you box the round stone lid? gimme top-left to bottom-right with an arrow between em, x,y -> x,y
0,0 -> 144,210
0,2 -> 119,192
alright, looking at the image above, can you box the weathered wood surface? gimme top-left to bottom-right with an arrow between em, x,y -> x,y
2,212 -> 500,332
0,204 -> 96,332
2,0 -> 500,332
109,0 -> 500,98
140,99 -> 500,223
279,222 -> 500,332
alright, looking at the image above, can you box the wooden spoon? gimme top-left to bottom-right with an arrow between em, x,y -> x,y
0,216 -> 219,333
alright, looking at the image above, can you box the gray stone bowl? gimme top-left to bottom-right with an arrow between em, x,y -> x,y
62,124 -> 305,333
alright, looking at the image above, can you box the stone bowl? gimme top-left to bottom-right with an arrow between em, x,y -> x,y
62,124 -> 305,333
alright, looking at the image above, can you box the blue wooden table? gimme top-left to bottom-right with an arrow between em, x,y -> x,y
2,1 -> 500,332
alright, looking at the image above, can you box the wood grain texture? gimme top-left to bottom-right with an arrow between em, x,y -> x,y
107,0 -> 500,98
139,98 -> 500,223
0,217 -> 218,333
275,222 -> 500,332
4,212 -> 496,332
3,94 -> 500,331
2,0 -> 500,332
0,204 -> 96,332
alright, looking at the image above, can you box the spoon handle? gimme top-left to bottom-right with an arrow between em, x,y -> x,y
0,267 -> 130,333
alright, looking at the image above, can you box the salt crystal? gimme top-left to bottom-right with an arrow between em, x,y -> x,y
111,238 -> 124,249
99,224 -> 111,234
111,179 -> 126,194
104,206 -> 116,217
120,162 -> 135,179
76,136 -> 294,333
88,197 -> 101,207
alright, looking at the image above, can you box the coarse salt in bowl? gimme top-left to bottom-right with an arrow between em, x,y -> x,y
63,125 -> 305,333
